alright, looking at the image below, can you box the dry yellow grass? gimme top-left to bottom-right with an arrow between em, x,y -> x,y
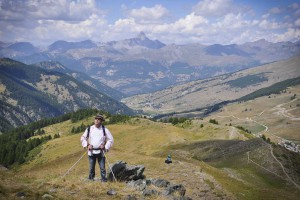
8,117 -> 243,199
2,92 -> 300,200
208,85 -> 300,144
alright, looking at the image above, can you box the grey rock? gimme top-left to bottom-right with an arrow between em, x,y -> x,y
151,179 -> 170,187
163,184 -> 186,196
42,194 -> 54,199
108,161 -> 145,182
123,195 -> 138,200
16,192 -> 25,197
143,189 -> 159,196
107,189 -> 117,195
127,179 -> 147,191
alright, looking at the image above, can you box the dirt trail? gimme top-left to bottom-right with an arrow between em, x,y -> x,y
247,147 -> 300,190
271,98 -> 300,120
269,145 -> 300,189
215,99 -> 300,190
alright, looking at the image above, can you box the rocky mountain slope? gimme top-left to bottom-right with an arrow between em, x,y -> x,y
121,55 -> 300,114
0,58 -> 134,132
1,33 -> 299,95
33,61 -> 126,100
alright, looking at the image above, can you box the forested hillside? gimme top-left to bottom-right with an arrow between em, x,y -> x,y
0,58 -> 134,132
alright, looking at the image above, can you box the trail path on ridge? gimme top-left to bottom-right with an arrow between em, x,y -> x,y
271,98 -> 300,120
214,99 -> 300,190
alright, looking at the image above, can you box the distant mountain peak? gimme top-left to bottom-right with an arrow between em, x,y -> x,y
108,31 -> 165,49
137,32 -> 147,40
47,40 -> 97,52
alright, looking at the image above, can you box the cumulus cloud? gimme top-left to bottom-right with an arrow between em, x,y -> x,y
289,2 -> 299,9
0,0 -> 299,45
274,28 -> 300,41
171,12 -> 208,32
0,0 -> 103,21
192,0 -> 236,17
127,4 -> 169,23
269,7 -> 282,14
0,0 -> 107,44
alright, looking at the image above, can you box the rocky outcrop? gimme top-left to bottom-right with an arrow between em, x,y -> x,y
107,161 -> 191,199
107,161 -> 145,181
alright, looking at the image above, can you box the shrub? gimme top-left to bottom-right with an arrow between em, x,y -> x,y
209,119 -> 218,125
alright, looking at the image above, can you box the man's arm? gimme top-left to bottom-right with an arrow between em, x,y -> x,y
80,128 -> 89,148
104,128 -> 114,151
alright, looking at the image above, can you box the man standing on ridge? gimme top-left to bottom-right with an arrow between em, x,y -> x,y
80,114 -> 114,182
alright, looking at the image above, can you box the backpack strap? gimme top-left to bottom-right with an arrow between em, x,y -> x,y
86,126 -> 91,139
86,125 -> 106,149
102,125 -> 106,137
87,125 -> 106,138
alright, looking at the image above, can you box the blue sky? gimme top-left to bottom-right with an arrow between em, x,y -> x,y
0,0 -> 299,46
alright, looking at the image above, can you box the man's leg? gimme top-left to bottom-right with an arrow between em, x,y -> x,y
98,153 -> 107,182
88,155 -> 96,180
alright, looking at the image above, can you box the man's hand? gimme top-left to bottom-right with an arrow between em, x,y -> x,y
88,144 -> 93,150
99,144 -> 105,150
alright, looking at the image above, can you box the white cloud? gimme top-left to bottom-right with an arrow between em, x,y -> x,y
295,18 -> 300,26
0,0 -> 107,44
0,0 -> 102,22
172,12 -> 208,32
0,0 -> 299,46
269,7 -> 281,14
258,20 -> 281,30
289,3 -> 299,9
192,0 -> 234,17
294,8 -> 300,17
262,14 -> 270,19
274,28 -> 300,42
127,4 -> 169,23
213,13 -> 251,29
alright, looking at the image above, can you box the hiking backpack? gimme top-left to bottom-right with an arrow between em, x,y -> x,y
86,125 -> 106,139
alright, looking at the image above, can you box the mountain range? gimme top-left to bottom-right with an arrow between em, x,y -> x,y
1,32 -> 300,96
122,55 -> 300,115
0,58 -> 134,132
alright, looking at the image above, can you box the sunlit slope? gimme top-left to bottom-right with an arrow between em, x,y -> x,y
5,115 -> 296,199
206,85 -> 300,144
122,55 -> 300,114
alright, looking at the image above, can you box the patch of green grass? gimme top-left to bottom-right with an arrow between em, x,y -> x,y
25,145 -> 43,162
204,178 -> 215,190
227,74 -> 268,88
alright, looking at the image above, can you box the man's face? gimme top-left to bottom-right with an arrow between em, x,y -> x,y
94,118 -> 102,126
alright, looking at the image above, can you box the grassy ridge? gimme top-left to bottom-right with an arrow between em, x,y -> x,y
1,83 -> 300,200
0,116 -> 295,199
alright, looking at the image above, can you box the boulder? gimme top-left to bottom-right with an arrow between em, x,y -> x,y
107,189 -> 117,196
163,184 -> 186,196
108,161 -> 145,182
151,179 -> 170,187
143,189 -> 160,196
127,179 -> 147,191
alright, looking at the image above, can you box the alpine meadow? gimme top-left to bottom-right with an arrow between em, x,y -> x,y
1,0 -> 300,200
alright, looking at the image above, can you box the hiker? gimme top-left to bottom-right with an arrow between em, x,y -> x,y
165,154 -> 172,164
80,114 -> 114,181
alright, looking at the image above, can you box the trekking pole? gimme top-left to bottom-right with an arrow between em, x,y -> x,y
102,150 -> 117,182
62,151 -> 87,178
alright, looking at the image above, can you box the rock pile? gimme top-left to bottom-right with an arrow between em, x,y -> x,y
108,161 -> 191,199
